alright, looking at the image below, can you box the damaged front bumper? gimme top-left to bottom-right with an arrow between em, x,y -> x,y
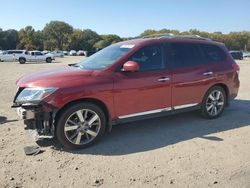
12,102 -> 56,139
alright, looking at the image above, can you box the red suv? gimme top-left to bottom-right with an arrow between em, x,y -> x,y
12,35 -> 240,149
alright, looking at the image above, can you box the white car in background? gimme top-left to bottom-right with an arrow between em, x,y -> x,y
243,52 -> 250,58
63,51 -> 69,56
69,50 -> 77,56
0,50 -> 55,64
0,50 -> 29,62
51,50 -> 64,58
27,51 -> 55,63
77,50 -> 87,56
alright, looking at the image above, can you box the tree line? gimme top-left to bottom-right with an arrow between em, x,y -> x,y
0,21 -> 250,52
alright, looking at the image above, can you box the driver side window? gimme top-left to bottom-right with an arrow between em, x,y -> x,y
129,44 -> 164,71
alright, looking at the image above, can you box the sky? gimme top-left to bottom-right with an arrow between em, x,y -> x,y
0,0 -> 250,37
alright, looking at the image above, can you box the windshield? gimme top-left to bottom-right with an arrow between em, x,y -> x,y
77,44 -> 134,70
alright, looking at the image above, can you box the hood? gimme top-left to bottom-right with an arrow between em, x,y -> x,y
17,66 -> 95,88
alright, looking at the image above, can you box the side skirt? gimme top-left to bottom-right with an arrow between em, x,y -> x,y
112,105 -> 201,125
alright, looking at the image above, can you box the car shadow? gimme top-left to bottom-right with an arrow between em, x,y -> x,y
39,99 -> 250,155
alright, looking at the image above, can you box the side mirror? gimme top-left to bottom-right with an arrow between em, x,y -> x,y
122,61 -> 140,72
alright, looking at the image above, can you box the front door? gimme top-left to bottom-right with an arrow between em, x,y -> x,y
114,44 -> 172,119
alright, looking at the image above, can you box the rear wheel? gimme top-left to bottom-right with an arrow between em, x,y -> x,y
19,58 -> 26,64
55,102 -> 106,149
201,86 -> 226,119
46,57 -> 52,63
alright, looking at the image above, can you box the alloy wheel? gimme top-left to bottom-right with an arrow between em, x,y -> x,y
64,109 -> 101,145
205,90 -> 224,116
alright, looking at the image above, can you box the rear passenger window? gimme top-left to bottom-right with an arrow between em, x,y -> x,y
201,44 -> 225,62
166,43 -> 205,68
129,44 -> 164,71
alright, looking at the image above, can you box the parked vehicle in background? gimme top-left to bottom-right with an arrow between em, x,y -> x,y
77,50 -> 86,56
42,50 -> 50,55
25,51 -> 55,64
52,50 -> 64,58
243,52 -> 250,58
0,50 -> 29,62
63,51 -> 69,56
69,50 -> 77,56
0,50 -> 55,64
12,34 -> 240,149
230,51 -> 243,60
0,51 -> 3,61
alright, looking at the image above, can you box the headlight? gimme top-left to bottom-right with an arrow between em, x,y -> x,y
15,87 -> 57,104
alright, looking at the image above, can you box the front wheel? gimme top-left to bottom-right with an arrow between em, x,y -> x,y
46,57 -> 52,63
201,86 -> 226,119
55,102 -> 106,149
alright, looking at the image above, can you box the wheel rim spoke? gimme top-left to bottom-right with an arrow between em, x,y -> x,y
85,132 -> 90,140
88,114 -> 99,126
209,94 -> 215,101
84,110 -> 88,119
216,91 -> 221,100
217,102 -> 224,106
207,104 -> 213,111
86,129 -> 98,137
68,119 -> 78,125
65,125 -> 78,131
76,110 -> 85,123
213,106 -> 217,115
75,132 -> 82,144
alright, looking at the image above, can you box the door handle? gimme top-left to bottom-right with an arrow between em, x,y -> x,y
158,77 -> 170,82
203,71 -> 213,76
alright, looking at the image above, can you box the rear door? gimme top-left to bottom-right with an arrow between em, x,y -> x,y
165,42 -> 215,109
34,51 -> 45,61
113,43 -> 172,119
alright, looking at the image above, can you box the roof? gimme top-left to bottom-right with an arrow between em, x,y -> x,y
117,34 -> 223,47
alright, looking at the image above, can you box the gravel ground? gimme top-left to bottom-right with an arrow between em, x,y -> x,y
0,57 -> 250,188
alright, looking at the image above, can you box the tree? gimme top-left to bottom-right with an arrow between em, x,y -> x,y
0,29 -> 19,50
69,29 -> 101,51
140,29 -> 158,37
94,34 -> 121,49
43,21 -> 73,50
18,26 -> 43,50
69,29 -> 85,50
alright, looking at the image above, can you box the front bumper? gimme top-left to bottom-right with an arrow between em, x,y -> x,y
12,103 -> 55,138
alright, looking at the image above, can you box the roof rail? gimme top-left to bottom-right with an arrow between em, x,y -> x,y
142,33 -> 212,41
142,33 -> 175,39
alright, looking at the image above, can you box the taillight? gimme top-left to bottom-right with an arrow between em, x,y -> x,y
232,63 -> 240,75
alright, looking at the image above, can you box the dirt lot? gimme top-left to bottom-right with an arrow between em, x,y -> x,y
0,57 -> 250,188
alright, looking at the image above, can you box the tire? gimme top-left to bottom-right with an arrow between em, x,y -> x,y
46,57 -> 52,63
201,86 -> 226,119
19,58 -> 26,64
55,102 -> 106,149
